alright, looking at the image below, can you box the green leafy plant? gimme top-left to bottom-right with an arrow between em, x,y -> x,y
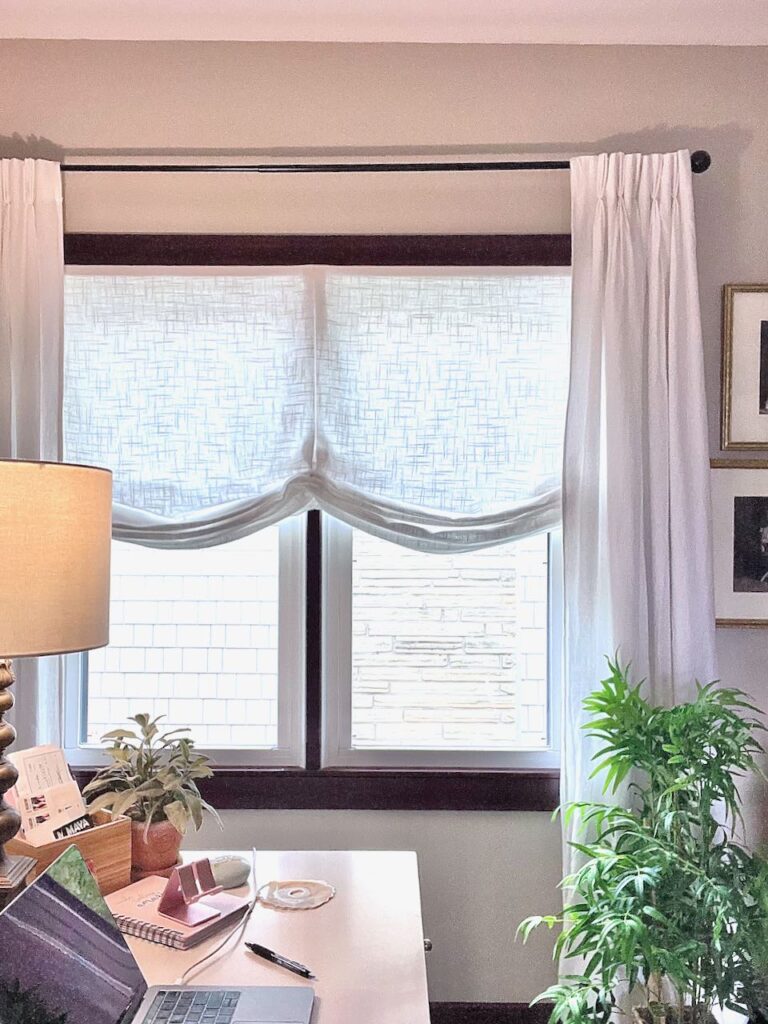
519,658 -> 767,1024
0,980 -> 68,1024
82,713 -> 222,836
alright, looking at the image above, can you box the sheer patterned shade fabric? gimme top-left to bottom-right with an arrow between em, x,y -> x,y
64,267 -> 571,551
65,272 -> 314,519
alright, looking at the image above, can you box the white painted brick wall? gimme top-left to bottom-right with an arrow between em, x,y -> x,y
351,531 -> 549,750
86,521 -> 550,755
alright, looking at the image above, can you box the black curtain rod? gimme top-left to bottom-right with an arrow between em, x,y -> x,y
60,151 -> 712,175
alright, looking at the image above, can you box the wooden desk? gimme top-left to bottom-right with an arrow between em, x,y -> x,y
128,850 -> 430,1024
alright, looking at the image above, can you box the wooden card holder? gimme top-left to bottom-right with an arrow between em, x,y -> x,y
5,810 -> 131,895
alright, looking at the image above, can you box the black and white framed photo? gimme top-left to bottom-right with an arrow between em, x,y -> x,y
721,284 -> 768,449
711,460 -> 768,626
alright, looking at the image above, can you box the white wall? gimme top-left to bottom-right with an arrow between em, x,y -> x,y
2,39 -> 767,1002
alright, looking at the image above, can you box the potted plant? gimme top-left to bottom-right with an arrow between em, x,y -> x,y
83,714 -> 222,879
519,658 -> 766,1024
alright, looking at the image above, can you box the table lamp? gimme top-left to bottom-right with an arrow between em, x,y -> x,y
0,459 -> 112,894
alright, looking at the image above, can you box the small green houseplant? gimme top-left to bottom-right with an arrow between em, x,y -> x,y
83,714 -> 221,877
520,659 -> 766,1024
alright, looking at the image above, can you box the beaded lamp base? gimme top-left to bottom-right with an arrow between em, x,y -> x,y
0,852 -> 35,910
0,658 -> 34,905
0,853 -> 35,887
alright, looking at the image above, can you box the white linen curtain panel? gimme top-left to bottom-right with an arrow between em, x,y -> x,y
0,158 -> 65,746
562,150 -> 718,875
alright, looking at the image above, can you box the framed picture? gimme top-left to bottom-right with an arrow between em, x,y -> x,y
721,284 -> 768,449
711,460 -> 768,626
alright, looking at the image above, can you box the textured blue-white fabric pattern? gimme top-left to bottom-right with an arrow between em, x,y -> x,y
64,267 -> 570,550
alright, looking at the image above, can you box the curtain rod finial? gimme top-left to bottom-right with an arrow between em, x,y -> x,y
690,150 -> 711,174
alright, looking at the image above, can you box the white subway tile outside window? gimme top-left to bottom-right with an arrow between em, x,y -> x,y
322,517 -> 561,769
86,528 -> 280,748
350,531 -> 549,750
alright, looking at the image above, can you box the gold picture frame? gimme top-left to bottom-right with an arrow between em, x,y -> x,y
711,458 -> 768,627
721,283 -> 768,450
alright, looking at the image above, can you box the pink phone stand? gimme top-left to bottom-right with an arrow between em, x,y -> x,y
157,859 -> 225,927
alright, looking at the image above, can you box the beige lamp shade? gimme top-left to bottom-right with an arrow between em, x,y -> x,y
0,460 -> 112,656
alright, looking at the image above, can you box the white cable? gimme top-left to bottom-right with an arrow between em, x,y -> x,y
174,848 -> 258,986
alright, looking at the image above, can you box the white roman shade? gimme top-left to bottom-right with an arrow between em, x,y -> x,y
64,266 -> 571,551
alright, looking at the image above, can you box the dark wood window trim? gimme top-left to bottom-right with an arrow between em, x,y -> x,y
64,233 -> 570,267
305,510 -> 323,772
65,233 -> 568,813
73,766 -> 560,813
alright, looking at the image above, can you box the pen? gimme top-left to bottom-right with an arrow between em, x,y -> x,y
245,941 -> 315,979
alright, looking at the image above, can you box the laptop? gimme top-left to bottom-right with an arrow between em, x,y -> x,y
0,846 -> 314,1024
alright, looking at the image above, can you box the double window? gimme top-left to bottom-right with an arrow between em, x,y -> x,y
61,236 -> 569,806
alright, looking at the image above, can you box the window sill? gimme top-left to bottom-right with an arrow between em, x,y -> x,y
72,766 -> 559,812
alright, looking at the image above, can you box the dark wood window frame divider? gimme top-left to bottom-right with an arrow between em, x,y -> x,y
66,232 -> 568,813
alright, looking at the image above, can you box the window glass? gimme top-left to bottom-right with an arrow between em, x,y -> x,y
350,531 -> 549,750
85,528 -> 280,748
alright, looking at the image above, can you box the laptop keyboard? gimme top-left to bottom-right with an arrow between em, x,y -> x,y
145,990 -> 241,1024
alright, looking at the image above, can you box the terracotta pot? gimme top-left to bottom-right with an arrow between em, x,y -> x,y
130,819 -> 182,880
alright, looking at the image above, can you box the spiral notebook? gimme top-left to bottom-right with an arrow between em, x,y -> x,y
105,875 -> 249,950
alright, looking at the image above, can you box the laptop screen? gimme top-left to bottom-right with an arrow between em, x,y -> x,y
0,846 -> 147,1024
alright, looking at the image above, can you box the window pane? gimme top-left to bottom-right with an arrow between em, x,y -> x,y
85,528 -> 279,749
351,532 -> 549,750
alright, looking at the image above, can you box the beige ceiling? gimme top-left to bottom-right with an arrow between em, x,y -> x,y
0,0 -> 766,45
